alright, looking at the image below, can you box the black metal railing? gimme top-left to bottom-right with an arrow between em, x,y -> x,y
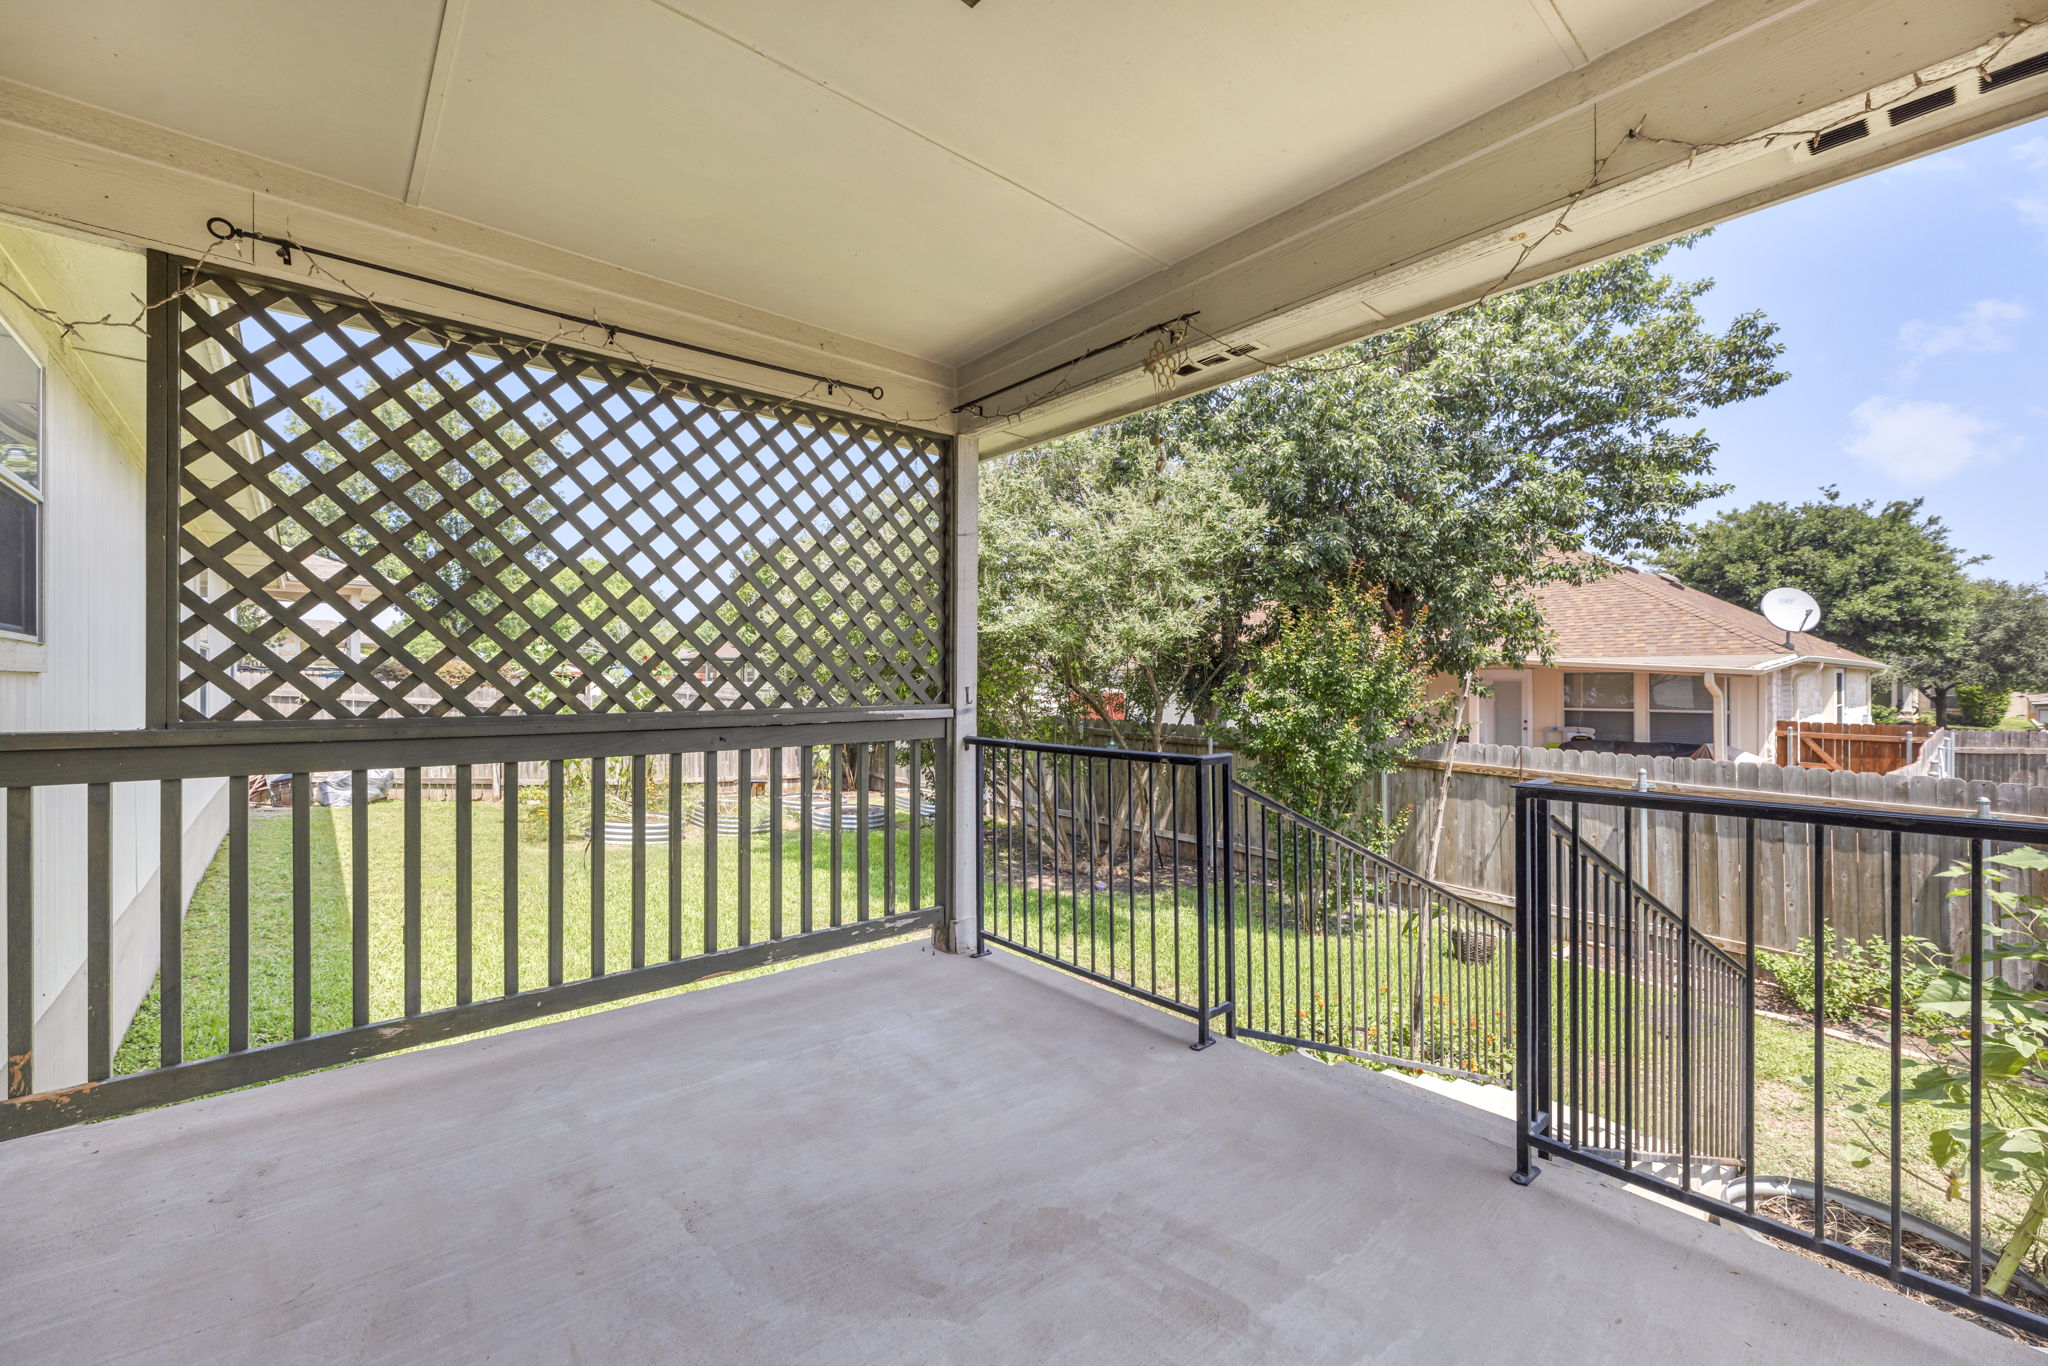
968,738 -> 1519,1077
0,717 -> 946,1140
1514,779 -> 2048,1337
968,737 -> 1232,1048
1544,811 -> 1747,1162
1231,783 -> 1516,1084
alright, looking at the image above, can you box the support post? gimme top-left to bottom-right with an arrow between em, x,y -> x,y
939,433 -> 980,954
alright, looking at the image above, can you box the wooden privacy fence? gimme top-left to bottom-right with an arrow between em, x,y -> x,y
1775,720 -> 1935,774
1952,729 -> 2048,785
1381,742 -> 2048,958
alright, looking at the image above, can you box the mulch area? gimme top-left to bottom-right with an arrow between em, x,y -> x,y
1752,1192 -> 2048,1347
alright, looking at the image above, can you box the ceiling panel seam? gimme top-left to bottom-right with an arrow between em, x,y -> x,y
635,0 -> 1168,269
404,0 -> 471,206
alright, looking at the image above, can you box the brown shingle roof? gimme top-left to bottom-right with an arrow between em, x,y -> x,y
1530,566 -> 1878,666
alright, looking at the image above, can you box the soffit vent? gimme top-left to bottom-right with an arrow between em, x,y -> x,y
1888,86 -> 1957,125
1807,120 -> 1870,155
1983,49 -> 2048,91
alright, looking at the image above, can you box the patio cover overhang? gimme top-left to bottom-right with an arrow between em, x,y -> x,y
2,0 -> 2046,453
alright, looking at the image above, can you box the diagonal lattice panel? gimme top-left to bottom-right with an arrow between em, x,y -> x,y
167,264 -> 949,724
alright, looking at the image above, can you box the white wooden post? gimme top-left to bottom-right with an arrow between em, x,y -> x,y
942,433 -> 980,953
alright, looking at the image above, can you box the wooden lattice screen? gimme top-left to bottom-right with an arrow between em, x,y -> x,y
164,263 -> 948,724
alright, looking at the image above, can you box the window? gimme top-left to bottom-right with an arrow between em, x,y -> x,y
1648,673 -> 1714,745
0,323 -> 40,639
1563,672 -> 1633,741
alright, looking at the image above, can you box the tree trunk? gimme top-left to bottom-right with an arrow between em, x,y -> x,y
1423,676 -> 1473,883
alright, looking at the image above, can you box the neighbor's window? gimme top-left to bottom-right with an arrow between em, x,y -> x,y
1563,672 -> 1633,742
1648,673 -> 1714,745
0,322 -> 40,639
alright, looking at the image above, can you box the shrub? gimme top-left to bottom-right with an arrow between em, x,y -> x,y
1955,684 -> 2013,728
1759,927 -> 1941,1024
1870,702 -> 1901,724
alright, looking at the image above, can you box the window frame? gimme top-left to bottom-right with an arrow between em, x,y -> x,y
1646,672 -> 1715,746
0,317 -> 44,644
1562,670 -> 1635,742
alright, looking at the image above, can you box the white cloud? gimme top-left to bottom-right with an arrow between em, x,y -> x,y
1842,397 -> 2016,484
1896,298 -> 2029,364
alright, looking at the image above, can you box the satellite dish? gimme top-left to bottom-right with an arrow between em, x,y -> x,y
1760,587 -> 1822,639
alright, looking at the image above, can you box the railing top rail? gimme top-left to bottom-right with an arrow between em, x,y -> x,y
965,735 -> 1231,767
1233,779 -> 1511,928
0,711 -> 949,786
1516,778 -> 2048,843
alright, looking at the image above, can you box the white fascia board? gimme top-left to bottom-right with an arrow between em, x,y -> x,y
962,0 -> 2048,454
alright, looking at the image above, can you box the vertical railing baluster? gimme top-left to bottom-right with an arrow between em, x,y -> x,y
351,770 -> 370,1026
1969,836 -> 1986,1296
1679,811 -> 1693,1192
87,783 -> 112,1078
503,761 -> 520,996
548,759 -> 565,987
800,747 -> 815,935
5,787 -> 32,1097
704,749 -> 720,952
403,768 -> 421,1019
971,741 -> 986,954
908,741 -> 921,916
1743,818 -> 1757,1215
161,779 -> 185,1067
883,740 -> 897,920
737,750 -> 753,946
769,748 -> 784,939
590,756 -> 606,978
830,747 -> 844,929
456,764 -> 474,1006
856,743 -> 871,924
668,753 -> 682,960
1888,828 -> 1903,1274
1810,828 -> 1827,1249
631,754 -> 647,969
289,773 -> 311,1039
225,779 -> 248,1053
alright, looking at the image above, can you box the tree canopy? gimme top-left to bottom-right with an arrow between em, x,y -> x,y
1656,486 -> 1978,665
981,236 -> 1789,744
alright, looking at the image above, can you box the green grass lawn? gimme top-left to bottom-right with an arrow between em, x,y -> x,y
115,796 -> 934,1073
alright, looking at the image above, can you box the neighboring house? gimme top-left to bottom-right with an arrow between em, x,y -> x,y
1462,564 -> 1881,761
0,221 -> 227,1088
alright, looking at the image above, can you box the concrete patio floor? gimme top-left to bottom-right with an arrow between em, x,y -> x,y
0,942 -> 2024,1364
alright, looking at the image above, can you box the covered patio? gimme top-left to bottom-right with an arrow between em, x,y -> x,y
0,943 -> 2011,1364
5,1 -> 2048,1358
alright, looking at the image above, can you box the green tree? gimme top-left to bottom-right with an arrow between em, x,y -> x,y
1221,580 -> 1450,850
1158,235 -> 1785,705
1657,487 -> 1976,666
978,427 -> 1264,752
1895,579 -> 2048,725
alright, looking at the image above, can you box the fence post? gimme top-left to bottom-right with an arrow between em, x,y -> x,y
1192,760 -> 1215,1051
1511,782 -> 1545,1186
1220,758 -> 1237,1040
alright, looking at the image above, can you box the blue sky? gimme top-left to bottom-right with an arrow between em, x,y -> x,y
1672,118 -> 2048,582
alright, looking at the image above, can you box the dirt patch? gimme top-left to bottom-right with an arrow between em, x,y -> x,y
1751,1192 -> 2048,1347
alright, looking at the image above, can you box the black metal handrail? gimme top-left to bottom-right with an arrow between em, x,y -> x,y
1513,778 -> 2048,1338
1,717 -> 943,1140
1231,781 -> 1516,1083
967,735 -> 1232,1048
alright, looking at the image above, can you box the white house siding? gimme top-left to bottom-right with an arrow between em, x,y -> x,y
0,232 -> 225,1090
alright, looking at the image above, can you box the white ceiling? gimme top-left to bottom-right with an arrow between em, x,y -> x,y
0,0 -> 1709,364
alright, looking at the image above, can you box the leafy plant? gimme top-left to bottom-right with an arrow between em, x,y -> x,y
1836,848 -> 2048,1297
1222,578 -> 1449,851
1956,685 -> 2014,729
1759,927 -> 1941,1024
